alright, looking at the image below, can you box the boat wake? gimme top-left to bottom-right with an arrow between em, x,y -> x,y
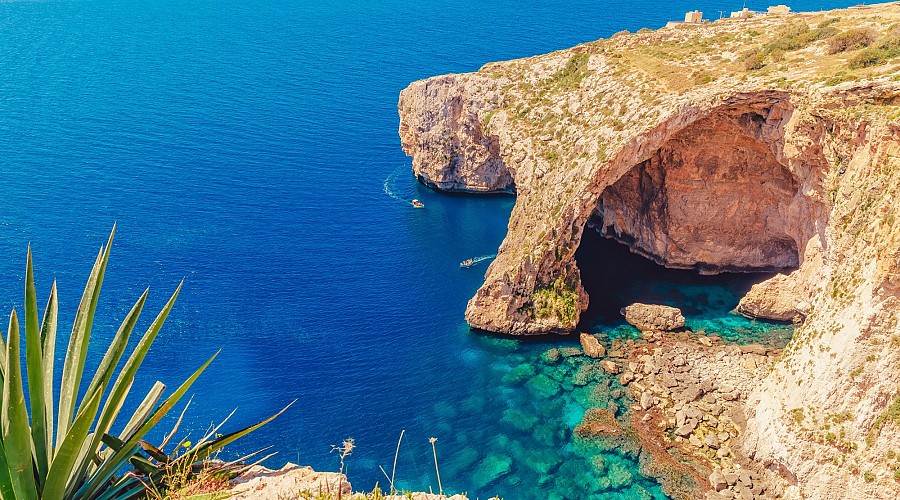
383,165 -> 419,206
460,254 -> 497,268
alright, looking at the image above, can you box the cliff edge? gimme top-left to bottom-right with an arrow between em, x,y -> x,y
399,4 -> 900,498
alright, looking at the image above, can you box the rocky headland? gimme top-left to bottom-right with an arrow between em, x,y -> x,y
399,3 -> 900,498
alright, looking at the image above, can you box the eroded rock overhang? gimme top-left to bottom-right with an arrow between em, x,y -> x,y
399,85 -> 829,334
591,98 -> 816,276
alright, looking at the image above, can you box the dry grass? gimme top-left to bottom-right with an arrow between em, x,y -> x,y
144,459 -> 233,500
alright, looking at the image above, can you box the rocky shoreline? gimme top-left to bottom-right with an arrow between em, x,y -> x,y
568,305 -> 791,499
624,333 -> 786,499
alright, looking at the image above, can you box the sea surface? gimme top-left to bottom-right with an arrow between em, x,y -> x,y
0,0 -> 853,498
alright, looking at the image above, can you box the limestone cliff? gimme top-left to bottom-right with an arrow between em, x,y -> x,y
399,3 -> 900,498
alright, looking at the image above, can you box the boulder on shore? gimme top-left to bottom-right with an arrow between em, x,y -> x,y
580,333 -> 606,358
620,303 -> 685,332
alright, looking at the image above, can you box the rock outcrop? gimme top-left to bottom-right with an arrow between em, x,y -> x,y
621,303 -> 686,332
398,75 -> 515,194
736,273 -> 810,322
580,332 -> 606,357
229,463 -> 470,500
399,3 -> 900,498
229,463 -> 351,499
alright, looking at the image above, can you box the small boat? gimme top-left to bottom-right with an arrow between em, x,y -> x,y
411,199 -> 425,208
460,258 -> 475,268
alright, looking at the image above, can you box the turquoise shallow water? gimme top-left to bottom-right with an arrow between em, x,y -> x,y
577,229 -> 795,348
0,0 -> 849,497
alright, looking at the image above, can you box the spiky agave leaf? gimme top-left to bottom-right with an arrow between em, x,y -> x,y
24,247 -> 51,487
57,240 -> 109,446
1,230 -> 290,500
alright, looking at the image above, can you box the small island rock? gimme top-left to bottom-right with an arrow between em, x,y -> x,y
620,303 -> 685,332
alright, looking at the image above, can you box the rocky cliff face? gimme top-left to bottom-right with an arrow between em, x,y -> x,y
399,75 -> 515,193
399,3 -> 900,498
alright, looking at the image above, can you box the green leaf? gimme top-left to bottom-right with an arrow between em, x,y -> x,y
127,453 -> 160,476
0,323 -> 6,381
99,433 -> 126,453
2,310 -> 39,500
40,282 -> 59,463
188,400 -> 295,462
25,247 -> 51,488
57,226 -> 114,445
78,289 -> 146,416
77,351 -> 218,500
42,386 -> 104,500
96,283 -> 182,446
137,441 -> 169,464
0,436 -> 18,499
93,476 -> 146,500
120,382 -> 165,443
66,290 -> 148,494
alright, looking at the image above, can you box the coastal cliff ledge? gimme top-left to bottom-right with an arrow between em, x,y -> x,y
399,3 -> 900,499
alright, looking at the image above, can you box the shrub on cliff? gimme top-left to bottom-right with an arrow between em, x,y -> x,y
0,228 -> 288,499
742,51 -> 766,71
530,278 -> 579,325
848,36 -> 900,69
743,23 -> 838,71
544,53 -> 591,91
827,28 -> 877,54
764,23 -> 837,54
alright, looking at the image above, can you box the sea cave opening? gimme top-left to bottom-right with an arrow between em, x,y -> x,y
575,100 -> 811,347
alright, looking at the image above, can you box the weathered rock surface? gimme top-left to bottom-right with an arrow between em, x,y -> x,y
229,463 -> 350,499
399,4 -> 900,498
736,272 -> 810,322
229,463 -> 470,500
398,75 -> 514,194
580,332 -> 606,357
623,335 -> 785,499
574,407 -> 621,439
621,303 -> 686,332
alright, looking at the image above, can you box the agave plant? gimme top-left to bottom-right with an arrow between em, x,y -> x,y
0,227 -> 290,499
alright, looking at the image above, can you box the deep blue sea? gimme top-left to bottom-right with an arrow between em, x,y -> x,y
0,0 -> 855,498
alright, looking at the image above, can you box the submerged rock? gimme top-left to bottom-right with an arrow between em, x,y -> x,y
502,363 -> 538,385
471,453 -> 513,490
572,363 -> 606,386
524,448 -> 564,476
502,408 -> 539,431
526,374 -> 561,399
621,303 -> 685,332
559,347 -> 583,358
542,347 -> 562,364
532,421 -> 566,447
607,460 -> 635,489
574,408 -> 621,439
